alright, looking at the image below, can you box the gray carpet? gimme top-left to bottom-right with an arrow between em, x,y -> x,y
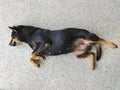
0,0 -> 120,90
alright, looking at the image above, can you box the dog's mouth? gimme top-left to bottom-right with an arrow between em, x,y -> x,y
9,38 -> 22,46
9,40 -> 16,46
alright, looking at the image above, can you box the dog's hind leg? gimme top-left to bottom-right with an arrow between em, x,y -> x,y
75,52 -> 96,70
86,53 -> 96,70
98,38 -> 118,48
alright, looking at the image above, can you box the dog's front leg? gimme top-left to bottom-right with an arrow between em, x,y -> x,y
30,42 -> 50,67
30,52 -> 45,68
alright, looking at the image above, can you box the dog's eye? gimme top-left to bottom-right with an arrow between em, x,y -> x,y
12,36 -> 17,39
12,37 -> 15,39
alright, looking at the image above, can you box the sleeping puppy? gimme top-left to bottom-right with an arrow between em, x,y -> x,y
8,25 -> 118,70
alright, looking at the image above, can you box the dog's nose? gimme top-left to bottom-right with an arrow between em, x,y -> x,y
9,41 -> 16,46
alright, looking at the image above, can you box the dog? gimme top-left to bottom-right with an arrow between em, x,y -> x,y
8,25 -> 118,70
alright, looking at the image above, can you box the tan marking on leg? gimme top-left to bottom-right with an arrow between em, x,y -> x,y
30,58 -> 40,68
98,38 -> 118,48
30,53 -> 47,67
87,53 -> 96,70
32,53 -> 44,60
74,52 -> 96,70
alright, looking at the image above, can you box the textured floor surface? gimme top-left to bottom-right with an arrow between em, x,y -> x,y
0,0 -> 120,90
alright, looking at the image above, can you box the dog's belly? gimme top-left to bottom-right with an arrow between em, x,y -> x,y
41,45 -> 73,55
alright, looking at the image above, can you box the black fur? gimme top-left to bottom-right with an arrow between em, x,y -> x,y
9,25 -> 99,57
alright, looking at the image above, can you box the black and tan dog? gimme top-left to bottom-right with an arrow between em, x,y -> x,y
8,25 -> 118,70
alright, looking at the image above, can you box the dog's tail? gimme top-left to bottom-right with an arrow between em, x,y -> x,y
95,38 -> 118,61
95,42 -> 102,61
98,38 -> 118,48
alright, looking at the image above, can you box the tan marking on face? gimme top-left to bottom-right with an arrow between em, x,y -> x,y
13,29 -> 18,33
9,38 -> 14,46
9,38 -> 22,46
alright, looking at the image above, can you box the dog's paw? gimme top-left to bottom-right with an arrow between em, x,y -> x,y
92,62 -> 96,70
30,58 -> 40,68
34,63 -> 40,68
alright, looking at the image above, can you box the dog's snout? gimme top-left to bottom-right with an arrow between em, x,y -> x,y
9,39 -> 16,46
9,42 -> 16,46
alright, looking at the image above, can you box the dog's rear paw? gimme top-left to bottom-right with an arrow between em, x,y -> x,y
92,63 -> 96,70
91,60 -> 96,70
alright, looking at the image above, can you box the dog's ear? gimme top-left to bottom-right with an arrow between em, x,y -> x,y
8,26 -> 18,33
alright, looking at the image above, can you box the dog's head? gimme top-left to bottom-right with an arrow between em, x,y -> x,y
8,25 -> 24,46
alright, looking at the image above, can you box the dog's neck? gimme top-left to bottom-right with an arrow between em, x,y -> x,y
20,28 -> 39,43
